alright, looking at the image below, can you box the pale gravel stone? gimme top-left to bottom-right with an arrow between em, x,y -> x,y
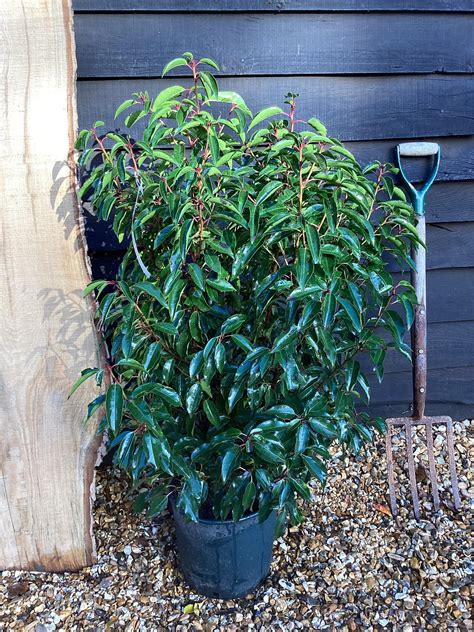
0,420 -> 472,630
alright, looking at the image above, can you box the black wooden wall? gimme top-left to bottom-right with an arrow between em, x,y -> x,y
72,1 -> 474,419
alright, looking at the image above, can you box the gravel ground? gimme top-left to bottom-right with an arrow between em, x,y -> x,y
1,419 -> 472,631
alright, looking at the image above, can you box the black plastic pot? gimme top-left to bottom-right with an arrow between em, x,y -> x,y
171,502 -> 276,599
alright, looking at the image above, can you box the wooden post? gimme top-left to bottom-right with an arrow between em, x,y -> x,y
0,0 -> 103,570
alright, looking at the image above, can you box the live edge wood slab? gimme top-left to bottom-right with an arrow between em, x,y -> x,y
0,0 -> 103,570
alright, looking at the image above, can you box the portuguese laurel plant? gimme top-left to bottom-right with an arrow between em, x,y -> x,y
74,53 -> 419,532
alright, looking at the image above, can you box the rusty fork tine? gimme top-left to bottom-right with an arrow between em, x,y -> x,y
425,421 -> 441,512
445,418 -> 462,511
405,422 -> 421,521
385,423 -> 398,517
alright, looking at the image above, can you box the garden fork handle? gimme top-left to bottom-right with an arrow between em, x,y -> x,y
397,143 -> 440,419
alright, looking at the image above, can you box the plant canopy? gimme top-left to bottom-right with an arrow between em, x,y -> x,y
74,53 -> 419,533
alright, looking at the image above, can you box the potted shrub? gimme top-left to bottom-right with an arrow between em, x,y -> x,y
74,53 -> 418,599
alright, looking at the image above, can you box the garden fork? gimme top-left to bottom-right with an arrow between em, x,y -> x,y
385,142 -> 461,521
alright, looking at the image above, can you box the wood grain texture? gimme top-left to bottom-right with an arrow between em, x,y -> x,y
359,321 -> 474,377
346,137 -> 474,184
77,75 -> 474,142
369,366 -> 474,410
425,182 -> 474,223
72,0 -> 474,13
74,13 -> 474,78
0,0 -> 103,571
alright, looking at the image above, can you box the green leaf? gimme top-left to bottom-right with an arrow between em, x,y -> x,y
135,282 -> 167,309
162,57 -> 188,76
203,399 -> 221,427
159,384 -> 182,407
214,342 -> 226,373
188,263 -> 205,291
199,57 -> 220,71
83,279 -> 110,298
242,480 -> 256,512
309,418 -> 337,439
302,455 -> 327,485
207,279 -> 236,293
272,325 -> 298,354
295,424 -> 309,455
266,405 -> 296,420
114,99 -> 135,119
200,71 -> 219,100
337,297 -> 362,332
69,368 -> 99,397
143,342 -> 161,372
256,181 -> 283,206
147,493 -> 169,518
305,224 -> 320,264
153,85 -> 185,110
221,446 -> 240,484
308,118 -> 328,136
322,292 -> 336,328
249,106 -> 284,131
254,439 -> 285,464
106,384 -> 123,435
220,313 -> 246,334
186,383 -> 202,415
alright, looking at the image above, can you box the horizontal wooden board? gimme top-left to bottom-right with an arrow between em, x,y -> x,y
74,13 -> 474,78
369,366 -> 474,411
383,222 -> 474,272
424,182 -> 474,223
77,75 -> 474,142
409,222 -> 474,271
347,137 -> 474,184
392,268 -> 474,324
73,1 -> 474,13
360,321 -> 474,378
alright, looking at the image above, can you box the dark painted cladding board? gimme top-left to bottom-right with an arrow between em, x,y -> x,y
77,76 -> 474,142
73,1 -> 474,13
74,13 -> 474,78
385,222 -> 474,271
424,182 -> 474,223
360,321 -> 474,375
369,366 -> 474,408
369,401 -> 473,420
346,138 -> 474,184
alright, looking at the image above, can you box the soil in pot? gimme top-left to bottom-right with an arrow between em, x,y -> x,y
171,502 -> 277,599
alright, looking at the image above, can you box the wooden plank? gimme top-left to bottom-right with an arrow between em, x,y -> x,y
72,0 -> 474,13
360,321 -> 474,378
74,13 -> 474,78
0,0 -> 102,571
392,268 -> 474,324
382,223 -> 474,272
369,401 -> 472,421
77,75 -> 474,142
423,182 -> 474,223
412,223 -> 474,271
369,366 -> 474,411
346,137 -> 474,184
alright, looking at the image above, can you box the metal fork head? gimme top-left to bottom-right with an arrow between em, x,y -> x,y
385,416 -> 461,521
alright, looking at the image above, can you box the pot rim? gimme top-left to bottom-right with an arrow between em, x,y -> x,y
171,497 -> 274,526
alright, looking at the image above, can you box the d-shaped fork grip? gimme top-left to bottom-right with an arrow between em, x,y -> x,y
396,143 -> 440,216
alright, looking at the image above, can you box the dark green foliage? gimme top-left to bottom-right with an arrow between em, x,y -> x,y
74,53 -> 418,531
